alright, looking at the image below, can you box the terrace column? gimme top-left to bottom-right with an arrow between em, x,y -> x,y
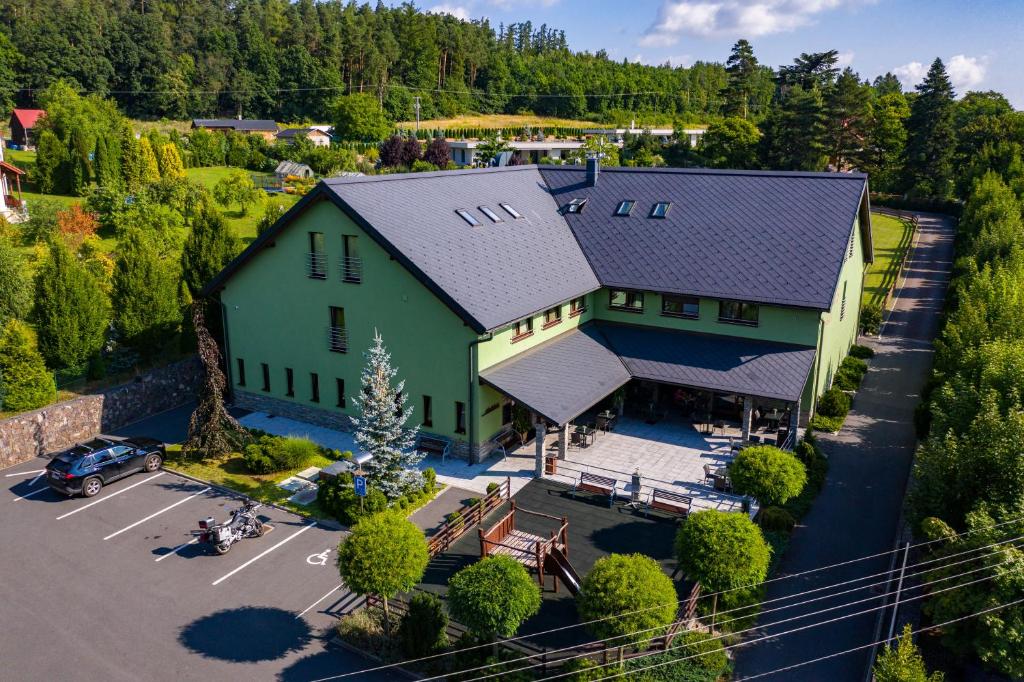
534,414 -> 547,477
558,423 -> 569,460
741,396 -> 753,441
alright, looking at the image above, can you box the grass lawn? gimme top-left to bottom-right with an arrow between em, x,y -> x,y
863,212 -> 915,307
185,166 -> 300,243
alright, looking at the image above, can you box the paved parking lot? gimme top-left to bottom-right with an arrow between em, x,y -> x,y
0,456 -> 396,681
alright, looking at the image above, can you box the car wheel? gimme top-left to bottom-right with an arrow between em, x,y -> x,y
82,477 -> 103,498
144,454 -> 163,472
214,542 -> 231,555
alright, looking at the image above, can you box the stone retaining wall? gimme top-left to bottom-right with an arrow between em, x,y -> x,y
0,357 -> 202,468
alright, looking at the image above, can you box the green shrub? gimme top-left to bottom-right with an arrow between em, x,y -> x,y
486,481 -> 499,494
795,438 -> 828,491
817,387 -> 851,418
447,556 -> 541,639
446,510 -> 464,530
833,368 -> 861,391
728,445 -> 807,507
423,467 -> 437,493
841,356 -> 868,376
621,629 -> 728,681
674,629 -> 729,672
809,414 -> 844,432
467,497 -> 482,508
860,303 -> 883,335
241,434 -> 321,474
317,473 -> 388,525
398,592 -> 449,659
560,657 -> 615,681
760,506 -> 796,532
849,344 -> 875,359
336,606 -> 396,660
242,446 -> 275,474
576,553 -> 678,648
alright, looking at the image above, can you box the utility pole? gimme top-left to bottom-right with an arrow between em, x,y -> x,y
886,542 -> 911,643
414,96 -> 421,133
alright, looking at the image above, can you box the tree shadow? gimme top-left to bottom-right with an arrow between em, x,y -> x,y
179,606 -> 313,662
277,648 -> 397,682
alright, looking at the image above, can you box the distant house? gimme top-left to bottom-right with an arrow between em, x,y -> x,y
275,160 -> 314,180
8,109 -> 45,149
0,137 -> 27,222
449,139 -> 587,167
191,119 -> 279,142
276,127 -> 331,148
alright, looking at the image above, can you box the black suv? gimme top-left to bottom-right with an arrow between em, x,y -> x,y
45,437 -> 166,497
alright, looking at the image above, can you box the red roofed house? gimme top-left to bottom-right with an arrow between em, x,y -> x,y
9,108 -> 45,149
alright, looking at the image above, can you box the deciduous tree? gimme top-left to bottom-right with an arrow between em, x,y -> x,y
331,94 -> 392,142
576,554 -> 677,648
729,445 -> 807,507
447,555 -> 541,639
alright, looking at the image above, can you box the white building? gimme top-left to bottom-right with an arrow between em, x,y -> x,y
582,125 -> 706,147
449,139 -> 587,167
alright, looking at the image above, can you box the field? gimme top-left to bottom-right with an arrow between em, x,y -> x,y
186,167 -> 300,242
863,212 -> 916,307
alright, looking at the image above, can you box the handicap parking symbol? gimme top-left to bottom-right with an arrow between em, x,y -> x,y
307,549 -> 331,566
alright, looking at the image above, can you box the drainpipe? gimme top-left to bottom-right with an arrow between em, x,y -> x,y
467,332 -> 493,463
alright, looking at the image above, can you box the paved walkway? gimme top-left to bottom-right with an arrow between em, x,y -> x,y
732,213 -> 955,680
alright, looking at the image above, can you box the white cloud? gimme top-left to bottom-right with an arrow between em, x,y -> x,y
427,3 -> 470,20
640,0 -> 873,47
893,55 -> 988,93
836,51 -> 855,68
631,53 -> 694,68
487,0 -> 560,7
667,54 -> 694,67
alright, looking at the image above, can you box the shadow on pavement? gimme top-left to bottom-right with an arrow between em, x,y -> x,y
179,606 -> 313,662
277,648 -> 394,682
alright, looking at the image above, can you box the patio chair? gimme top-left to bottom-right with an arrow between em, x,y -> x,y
702,463 -> 717,486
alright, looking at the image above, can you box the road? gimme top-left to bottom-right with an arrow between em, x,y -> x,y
732,212 -> 955,680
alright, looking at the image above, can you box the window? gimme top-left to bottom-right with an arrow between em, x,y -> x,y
261,363 -> 270,392
570,296 -> 587,317
500,203 -> 523,219
512,317 -> 534,341
342,235 -> 361,283
615,200 -> 635,216
840,282 -> 848,321
543,306 -> 562,329
662,295 -> 700,319
310,372 -> 320,403
308,232 -> 326,279
650,202 -> 671,218
456,209 -> 480,226
423,395 -> 433,427
285,368 -> 294,397
479,206 -> 503,222
566,198 -> 588,214
336,378 -> 345,408
609,289 -> 644,313
328,306 -> 347,353
718,300 -> 760,326
455,401 -> 466,434
236,358 -> 246,386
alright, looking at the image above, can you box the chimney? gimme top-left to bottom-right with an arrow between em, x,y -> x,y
586,156 -> 600,187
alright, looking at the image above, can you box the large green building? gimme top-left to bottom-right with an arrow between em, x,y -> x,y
205,162 -> 872,462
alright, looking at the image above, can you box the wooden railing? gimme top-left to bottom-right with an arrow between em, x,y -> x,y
426,476 -> 510,557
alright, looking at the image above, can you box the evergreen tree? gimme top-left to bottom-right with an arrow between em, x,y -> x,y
138,136 -> 161,184
874,624 -> 944,682
157,143 -> 185,179
825,68 -> 870,170
858,92 -> 910,192
120,128 -> 144,191
94,134 -> 122,188
0,319 -> 56,412
111,227 -> 181,354
33,240 -> 110,371
351,331 -> 421,500
35,129 -> 68,195
759,85 -> 828,171
0,236 -> 32,325
902,58 -> 957,197
180,203 -> 240,295
721,39 -> 759,119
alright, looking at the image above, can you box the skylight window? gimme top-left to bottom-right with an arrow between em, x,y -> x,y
479,206 -> 503,223
456,209 -> 480,226
500,203 -> 523,219
566,198 -> 588,214
615,200 -> 635,216
650,201 -> 671,218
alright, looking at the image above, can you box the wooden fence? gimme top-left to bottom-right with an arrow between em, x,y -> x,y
426,476 -> 511,557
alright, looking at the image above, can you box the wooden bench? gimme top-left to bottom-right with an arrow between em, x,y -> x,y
645,489 -> 692,519
571,471 -> 617,507
415,434 -> 452,464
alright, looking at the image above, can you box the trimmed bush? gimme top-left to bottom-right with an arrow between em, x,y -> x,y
423,467 -> 437,493
241,435 -> 321,474
849,344 -> 875,359
728,445 -> 807,507
447,555 -> 541,639
817,387 -> 851,418
486,481 -> 499,494
576,553 -> 677,648
833,368 -> 861,391
398,592 -> 449,658
860,303 -> 883,335
760,506 -> 796,532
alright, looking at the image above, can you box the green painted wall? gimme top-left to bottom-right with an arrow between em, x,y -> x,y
220,199 -> 477,442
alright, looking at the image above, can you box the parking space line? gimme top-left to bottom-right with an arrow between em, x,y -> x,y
28,473 -> 43,487
104,487 -> 210,540
12,486 -> 51,502
155,538 -> 199,562
296,583 -> 344,619
55,472 -> 166,520
5,469 -> 45,477
211,521 -> 317,586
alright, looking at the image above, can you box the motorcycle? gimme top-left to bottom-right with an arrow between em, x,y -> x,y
192,500 -> 264,555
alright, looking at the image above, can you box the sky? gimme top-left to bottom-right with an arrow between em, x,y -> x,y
403,0 -> 1024,107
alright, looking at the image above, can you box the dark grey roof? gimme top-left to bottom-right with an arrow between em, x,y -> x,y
479,323 -> 816,423
595,322 -> 816,403
277,127 -> 324,138
539,166 -> 869,310
322,167 -> 600,332
192,119 -> 278,132
480,327 -> 631,425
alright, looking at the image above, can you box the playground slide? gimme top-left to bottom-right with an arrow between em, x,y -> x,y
545,546 -> 582,595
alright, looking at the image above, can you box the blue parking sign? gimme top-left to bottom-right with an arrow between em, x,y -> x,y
354,476 -> 367,497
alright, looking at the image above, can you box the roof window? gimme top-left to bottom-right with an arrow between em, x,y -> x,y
650,202 -> 671,219
566,198 -> 588,214
500,203 -> 523,219
615,200 -> 635,216
456,209 -> 480,226
479,206 -> 503,223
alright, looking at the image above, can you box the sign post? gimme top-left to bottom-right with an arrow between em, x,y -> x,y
353,452 -> 372,513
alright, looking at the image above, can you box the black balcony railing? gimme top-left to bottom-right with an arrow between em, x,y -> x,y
327,326 -> 349,353
306,252 -> 327,279
340,256 -> 362,283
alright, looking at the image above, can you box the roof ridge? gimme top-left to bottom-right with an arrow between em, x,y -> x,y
541,165 -> 868,181
324,164 -> 542,185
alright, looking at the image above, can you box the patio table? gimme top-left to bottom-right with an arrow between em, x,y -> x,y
596,411 -> 617,432
764,410 -> 782,431
711,469 -> 733,493
574,425 -> 596,448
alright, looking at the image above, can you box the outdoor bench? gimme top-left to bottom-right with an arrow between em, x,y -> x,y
415,434 -> 452,464
571,471 -> 617,507
645,489 -> 692,519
